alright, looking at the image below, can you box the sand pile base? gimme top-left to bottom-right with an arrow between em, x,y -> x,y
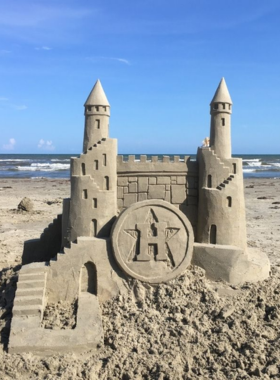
0,265 -> 280,379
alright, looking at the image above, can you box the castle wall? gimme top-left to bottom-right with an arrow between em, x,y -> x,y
117,155 -> 199,235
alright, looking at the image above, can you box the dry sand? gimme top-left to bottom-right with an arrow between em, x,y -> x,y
0,178 -> 279,379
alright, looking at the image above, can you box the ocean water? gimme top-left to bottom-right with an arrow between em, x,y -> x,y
0,154 -> 280,179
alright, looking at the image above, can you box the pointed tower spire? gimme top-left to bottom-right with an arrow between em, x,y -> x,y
209,78 -> 232,159
83,80 -> 111,152
84,79 -> 110,106
210,77 -> 232,105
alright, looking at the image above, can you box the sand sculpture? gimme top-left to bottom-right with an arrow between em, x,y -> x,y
8,78 -> 270,353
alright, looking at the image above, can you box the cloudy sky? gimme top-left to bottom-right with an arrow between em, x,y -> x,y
0,0 -> 280,154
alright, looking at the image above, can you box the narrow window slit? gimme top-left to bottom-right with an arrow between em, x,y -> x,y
90,219 -> 97,237
81,163 -> 86,175
210,225 -> 217,244
95,119 -> 100,129
207,175 -> 212,188
104,176 -> 109,190
82,189 -> 88,199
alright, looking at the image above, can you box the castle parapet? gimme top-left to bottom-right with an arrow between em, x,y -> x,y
117,155 -> 197,175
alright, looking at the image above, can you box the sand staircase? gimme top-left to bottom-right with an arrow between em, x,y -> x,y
203,147 -> 235,190
216,174 -> 235,190
49,241 -> 76,266
89,137 -> 107,150
73,138 -> 109,189
13,264 -> 48,320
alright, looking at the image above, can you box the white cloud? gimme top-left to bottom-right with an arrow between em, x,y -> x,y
38,138 -> 45,148
3,138 -> 16,150
113,58 -> 130,65
38,139 -> 55,151
35,46 -> 52,51
87,56 -> 131,65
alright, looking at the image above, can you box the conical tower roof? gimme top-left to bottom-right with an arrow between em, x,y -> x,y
210,77 -> 232,105
84,79 -> 110,106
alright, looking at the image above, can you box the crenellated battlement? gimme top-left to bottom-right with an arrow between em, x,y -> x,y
117,155 -> 198,175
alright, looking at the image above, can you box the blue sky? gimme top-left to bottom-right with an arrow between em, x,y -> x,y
0,0 -> 280,154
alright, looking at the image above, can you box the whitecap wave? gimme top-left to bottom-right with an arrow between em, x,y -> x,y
30,163 -> 70,169
245,161 -> 262,167
242,159 -> 261,162
0,159 -> 31,162
51,159 -> 70,162
243,168 -> 256,173
16,163 -> 70,171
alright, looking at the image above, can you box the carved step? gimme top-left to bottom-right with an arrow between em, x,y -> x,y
223,180 -> 229,184
13,304 -> 42,317
50,252 -> 65,263
20,265 -> 48,274
16,287 -> 45,297
19,273 -> 45,281
14,295 -> 42,306
217,186 -> 222,190
17,280 -> 45,290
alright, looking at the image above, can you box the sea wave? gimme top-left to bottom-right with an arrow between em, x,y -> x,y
243,169 -> 256,173
243,159 -> 261,162
30,163 -> 70,169
0,159 -> 32,162
244,161 -> 261,167
16,163 -> 70,171
51,159 -> 70,162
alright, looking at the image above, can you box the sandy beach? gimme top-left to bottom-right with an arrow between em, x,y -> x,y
0,177 -> 279,379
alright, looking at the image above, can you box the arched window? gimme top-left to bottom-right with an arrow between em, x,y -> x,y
80,262 -> 97,295
210,225 -> 217,244
90,219 -> 97,237
104,176 -> 109,190
207,175 -> 212,188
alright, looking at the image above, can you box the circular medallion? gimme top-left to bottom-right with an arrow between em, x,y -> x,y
111,200 -> 194,283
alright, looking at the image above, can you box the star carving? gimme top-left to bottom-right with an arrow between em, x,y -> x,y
124,208 -> 179,267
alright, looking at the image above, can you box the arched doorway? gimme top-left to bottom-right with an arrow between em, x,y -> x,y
80,262 -> 97,295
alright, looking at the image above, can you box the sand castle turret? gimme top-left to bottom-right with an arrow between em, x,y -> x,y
67,80 -> 117,242
210,78 -> 232,159
196,78 -> 247,254
83,79 -> 110,153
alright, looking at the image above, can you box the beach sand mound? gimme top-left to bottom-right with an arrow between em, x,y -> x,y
17,197 -> 33,213
0,265 -> 280,379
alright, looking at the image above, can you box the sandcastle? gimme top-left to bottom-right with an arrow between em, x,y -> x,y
8,78 -> 270,353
